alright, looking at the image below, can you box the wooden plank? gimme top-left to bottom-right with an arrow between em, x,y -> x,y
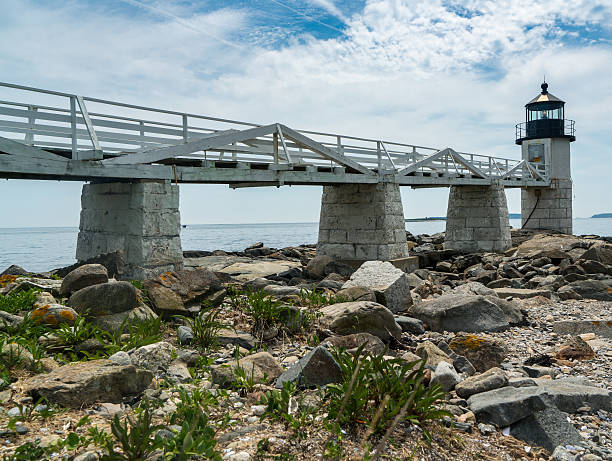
278,125 -> 374,175
102,124 -> 278,165
396,148 -> 450,176
75,96 -> 101,154
449,150 -> 487,179
0,136 -> 69,162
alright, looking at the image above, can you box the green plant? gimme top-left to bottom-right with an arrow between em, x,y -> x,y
0,289 -> 39,314
2,441 -> 47,461
176,308 -> 226,349
55,317 -> 100,346
232,363 -> 257,395
298,289 -> 345,308
259,381 -> 315,437
243,289 -> 287,330
130,280 -> 143,290
101,316 -> 163,356
325,345 -> 448,439
99,402 -> 165,461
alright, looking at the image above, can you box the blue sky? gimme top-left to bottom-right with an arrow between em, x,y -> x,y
1,0 -> 611,227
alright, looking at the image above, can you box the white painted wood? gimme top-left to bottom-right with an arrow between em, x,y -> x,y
76,96 -> 101,156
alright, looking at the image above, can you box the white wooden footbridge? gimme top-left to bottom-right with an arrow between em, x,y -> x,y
0,82 -> 549,188
0,82 -> 571,279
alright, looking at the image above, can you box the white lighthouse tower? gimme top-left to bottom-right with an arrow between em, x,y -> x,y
517,82 -> 575,234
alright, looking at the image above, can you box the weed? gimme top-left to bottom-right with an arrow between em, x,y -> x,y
232,364 -> 257,395
101,316 -> 163,355
176,308 -> 226,349
298,289 -> 345,308
243,289 -> 287,330
0,289 -> 39,314
259,381 -> 315,437
325,345 -> 448,439
55,316 -> 100,346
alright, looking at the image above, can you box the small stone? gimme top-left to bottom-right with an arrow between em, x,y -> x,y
177,325 -> 194,345
478,423 -> 496,435
108,351 -> 132,366
251,405 -> 266,416
430,361 -> 461,392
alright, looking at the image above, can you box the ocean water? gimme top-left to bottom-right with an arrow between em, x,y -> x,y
1,218 -> 611,273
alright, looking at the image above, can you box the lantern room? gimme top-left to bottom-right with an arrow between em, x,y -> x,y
516,82 -> 575,144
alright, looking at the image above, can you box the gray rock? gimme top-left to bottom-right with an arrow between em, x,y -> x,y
108,351 -> 132,366
167,361 -> 192,382
275,346 -> 342,388
262,285 -> 302,296
409,294 -> 509,333
335,286 -> 377,302
580,245 -> 612,265
217,329 -> 256,350
68,281 -> 139,315
431,361 -> 461,392
564,280 -> 612,301
60,264 -> 108,296
145,285 -> 187,315
557,287 -> 583,300
477,423 -> 496,435
74,451 -> 100,461
1,265 -> 29,276
177,325 -> 194,345
550,446 -> 575,461
306,255 -> 334,279
553,319 -> 612,339
415,341 -> 453,369
318,301 -> 402,342
455,367 -> 508,399
321,333 -> 385,355
22,359 -> 152,408
0,311 -> 24,330
131,341 -> 176,372
493,287 -> 553,299
342,261 -> 413,313
96,305 -> 157,333
210,352 -> 283,387
449,333 -> 507,372
394,316 -> 425,334
436,341 -> 476,376
509,406 -> 583,452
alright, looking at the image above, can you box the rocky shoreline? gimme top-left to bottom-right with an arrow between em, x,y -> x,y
0,229 -> 610,460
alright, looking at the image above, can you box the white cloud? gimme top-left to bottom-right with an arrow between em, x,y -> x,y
0,0 -> 611,227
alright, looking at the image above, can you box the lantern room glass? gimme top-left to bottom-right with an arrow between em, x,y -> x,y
528,107 -> 563,121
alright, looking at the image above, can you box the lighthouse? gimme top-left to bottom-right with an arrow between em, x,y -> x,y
517,82 -> 575,234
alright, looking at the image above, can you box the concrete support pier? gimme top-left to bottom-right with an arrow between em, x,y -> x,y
317,183 -> 409,262
521,178 -> 572,234
444,184 -> 511,253
76,181 -> 183,280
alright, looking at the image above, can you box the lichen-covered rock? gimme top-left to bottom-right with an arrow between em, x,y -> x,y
318,301 -> 401,342
60,264 -> 108,296
131,341 -> 176,372
22,359 -> 153,408
449,333 -> 508,372
143,268 -> 222,306
29,304 -> 78,327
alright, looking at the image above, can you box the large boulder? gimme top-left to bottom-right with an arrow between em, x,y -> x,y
305,255 -> 334,279
564,279 -> 612,301
22,359 -> 153,408
449,333 -> 507,373
96,305 -> 158,333
516,234 -> 584,258
29,304 -> 78,328
60,264 -> 108,296
143,268 -> 223,306
409,294 -> 509,333
510,407 -> 583,452
275,346 -> 342,389
580,244 -> 612,266
553,319 -> 612,339
455,367 -> 508,399
144,285 -> 187,315
335,286 -> 377,303
341,261 -> 412,313
210,352 -> 283,387
131,341 -> 176,372
321,333 -> 386,355
318,301 -> 402,342
68,281 -> 139,316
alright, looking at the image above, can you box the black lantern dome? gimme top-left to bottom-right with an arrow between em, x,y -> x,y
516,82 -> 575,144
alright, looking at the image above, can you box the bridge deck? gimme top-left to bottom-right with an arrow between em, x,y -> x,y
0,82 -> 549,188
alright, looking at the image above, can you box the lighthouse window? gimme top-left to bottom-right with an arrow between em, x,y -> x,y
528,144 -> 544,163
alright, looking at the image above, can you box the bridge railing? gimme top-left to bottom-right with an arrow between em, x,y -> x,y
0,82 -> 548,184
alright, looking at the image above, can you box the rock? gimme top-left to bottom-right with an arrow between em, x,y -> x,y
580,245 -> 612,266
415,341 -> 453,369
145,285 -> 186,315
275,346 -> 342,388
68,281 -> 139,315
0,311 -> 24,330
22,359 -> 152,408
453,281 -> 497,297
486,297 -> 526,326
1,343 -> 34,369
306,255 -> 334,279
216,329 -> 257,350
131,341 -> 176,372
477,423 -> 496,435
167,361 -> 191,382
108,351 -> 132,366
29,304 -> 78,327
550,446 -> 575,461
318,301 -> 402,342
430,361 -> 461,392
449,333 -> 507,372
553,319 -> 612,339
409,294 -> 509,333
554,336 -> 595,361
509,407 -> 583,452
177,326 -> 194,345
210,352 -> 282,387
564,280 -> 612,301
516,234 -> 582,258
321,333 -> 386,355
557,287 -> 583,300
143,268 -> 223,306
34,292 -> 56,307
493,287 -> 553,299
341,261 -> 413,313
455,367 -> 508,399
467,379 -> 612,426
436,341 -> 476,376
1,265 -> 29,276
262,285 -> 301,297
60,264 -> 108,296
96,304 -> 157,333
394,316 -> 425,334
335,286 -> 376,302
